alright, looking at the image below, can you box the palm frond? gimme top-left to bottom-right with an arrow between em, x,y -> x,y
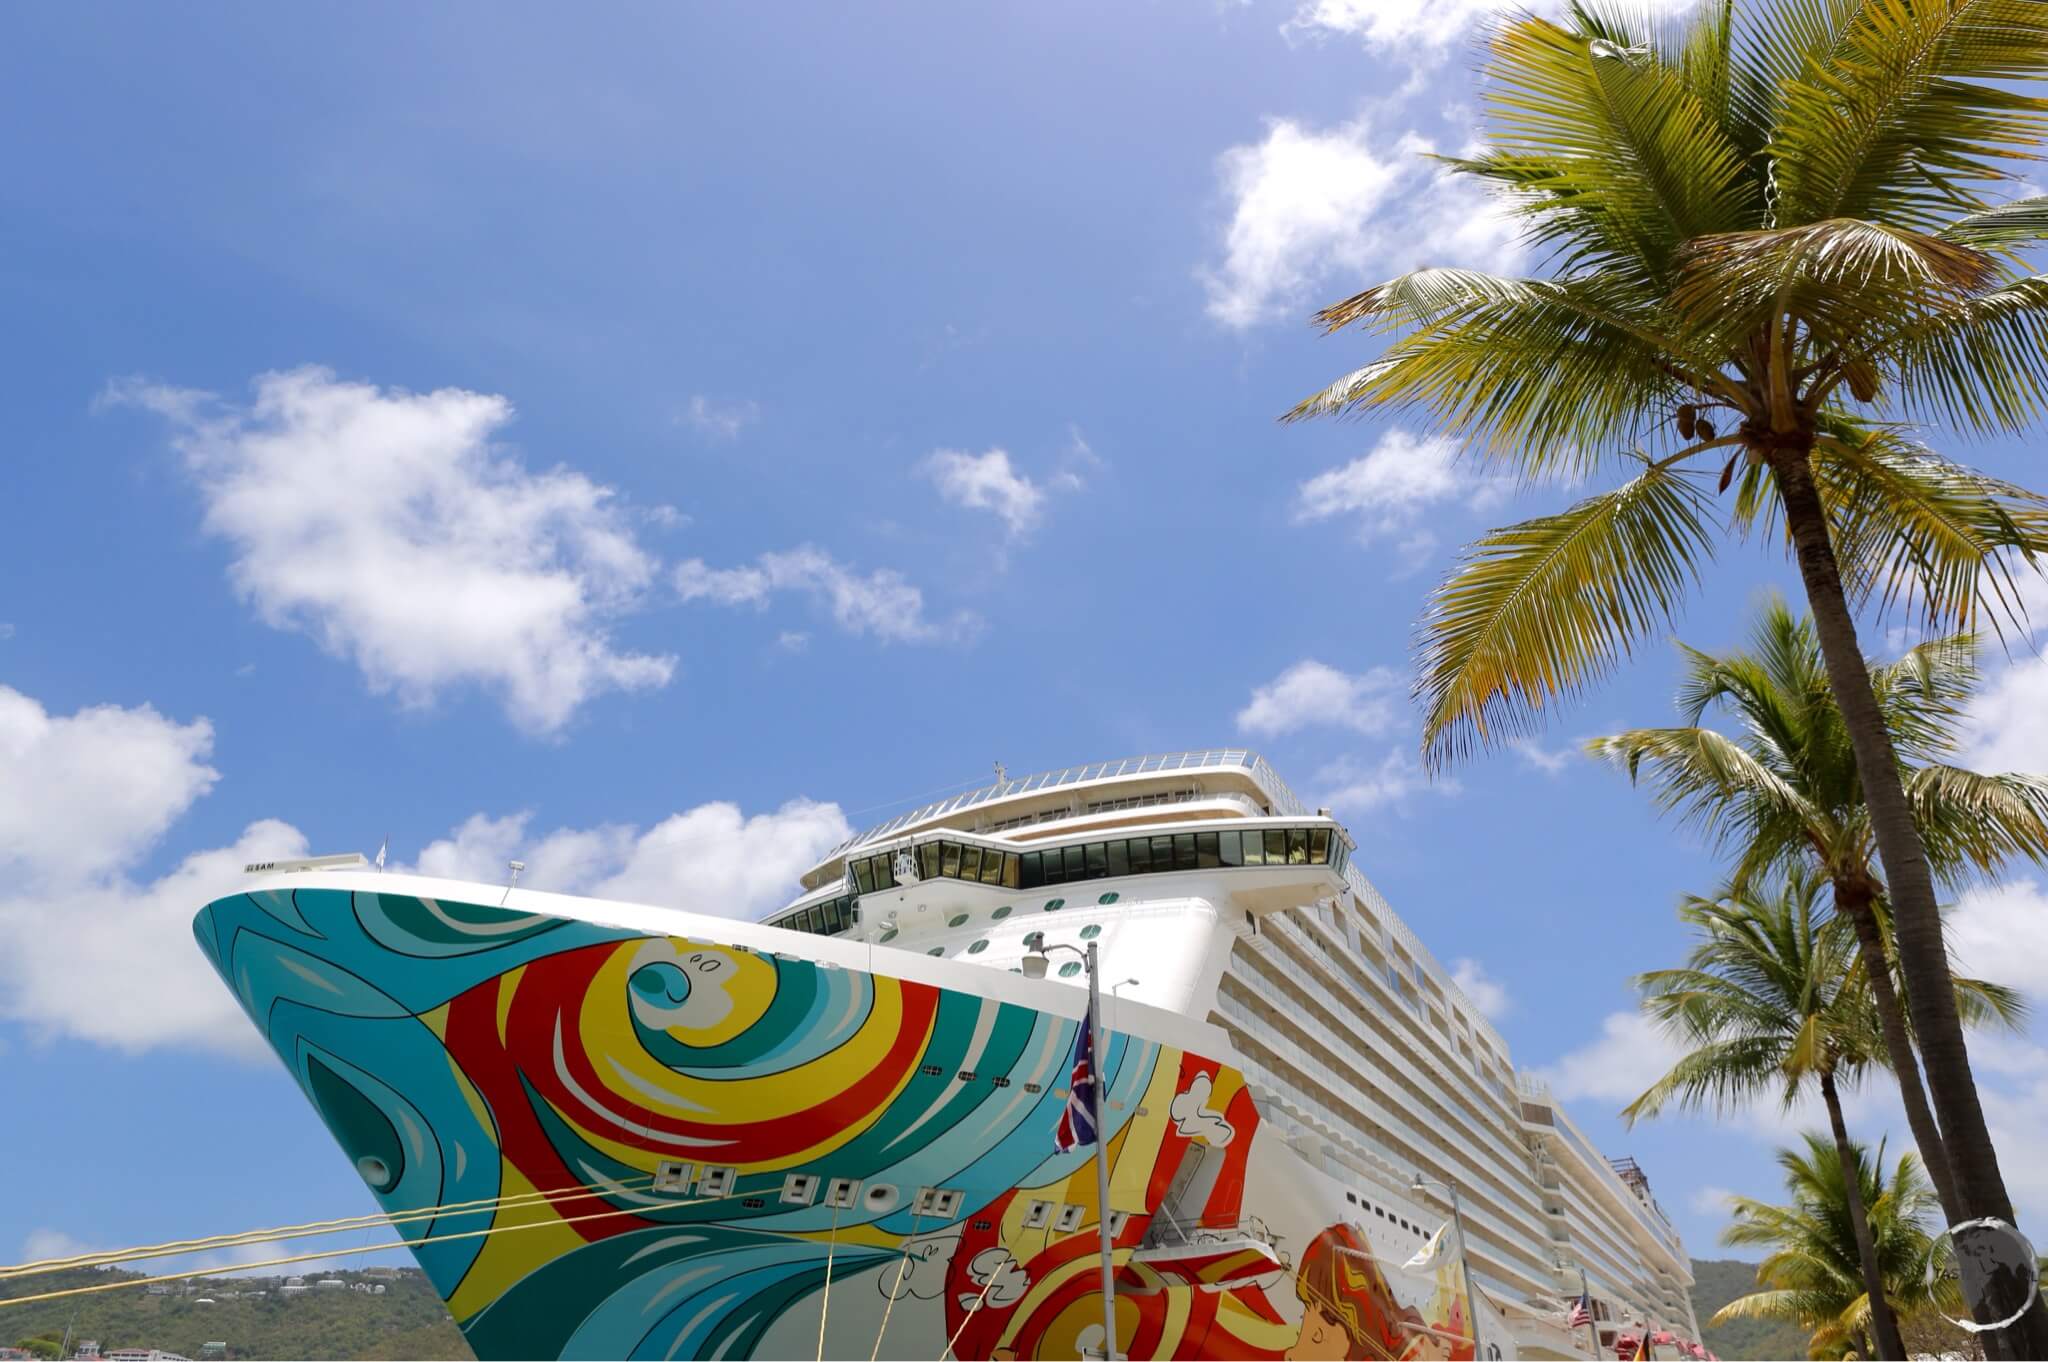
1906,765 -> 2048,882
1765,0 -> 2048,231
1883,275 -> 2048,434
1808,422 -> 2048,632
1417,459 -> 1716,766
1939,194 -> 2048,248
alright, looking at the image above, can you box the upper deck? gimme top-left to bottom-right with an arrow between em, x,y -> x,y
801,750 -> 1312,890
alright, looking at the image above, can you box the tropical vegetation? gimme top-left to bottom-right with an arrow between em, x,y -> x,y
1711,1133 -> 1941,1360
1623,868 -> 2022,1358
1285,2 -> 2048,1344
1588,596 -> 2048,1230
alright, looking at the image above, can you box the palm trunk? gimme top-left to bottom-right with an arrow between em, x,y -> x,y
1835,882 -> 1962,1221
1770,449 -> 2048,1356
1820,1068 -> 1906,1361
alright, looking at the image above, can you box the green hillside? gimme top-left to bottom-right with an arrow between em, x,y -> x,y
1690,1257 -> 1811,1361
0,1266 -> 472,1361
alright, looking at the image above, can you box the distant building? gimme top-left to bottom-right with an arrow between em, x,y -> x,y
362,1266 -> 399,1279
0,1347 -> 34,1360
104,1351 -> 190,1362
199,1345 -> 227,1359
312,1277 -> 346,1290
73,1341 -> 100,1359
278,1276 -> 308,1296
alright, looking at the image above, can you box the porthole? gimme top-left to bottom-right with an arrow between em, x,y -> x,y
1079,924 -> 1102,940
1045,898 -> 1066,911
1059,961 -> 1082,978
927,946 -> 945,957
1097,891 -> 1119,905
879,929 -> 898,943
967,939 -> 989,955
992,905 -> 1012,920
947,913 -> 969,928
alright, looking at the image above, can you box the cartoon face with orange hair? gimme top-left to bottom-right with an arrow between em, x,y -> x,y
1285,1224 -> 1429,1361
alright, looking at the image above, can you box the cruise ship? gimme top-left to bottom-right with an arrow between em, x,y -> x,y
195,750 -> 1703,1361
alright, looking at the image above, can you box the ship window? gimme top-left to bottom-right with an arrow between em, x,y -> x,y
1080,924 -> 1101,940
824,901 -> 846,934
948,913 -> 969,928
1288,828 -> 1309,864
1045,898 -> 1065,910
1217,829 -> 1242,866
1045,850 -> 1069,885
941,842 -> 962,878
1196,831 -> 1220,868
927,946 -> 945,957
854,861 -> 875,894
991,905 -> 1012,921
1019,851 -> 1044,888
1264,829 -> 1287,863
807,907 -> 825,933
1063,845 -> 1086,879
1097,892 -> 1117,905
875,855 -> 897,890
968,939 -> 989,954
1375,1207 -> 1385,1218
1128,837 -> 1151,873
1084,843 -> 1108,878
880,929 -> 898,943
1309,828 -> 1331,864
1174,833 -> 1197,870
1151,835 -> 1174,869
981,852 -> 1006,885
1106,840 -> 1129,876
1241,831 -> 1264,866
1002,854 -> 1020,888
960,845 -> 982,881
920,844 -> 942,880
1059,961 -> 1082,978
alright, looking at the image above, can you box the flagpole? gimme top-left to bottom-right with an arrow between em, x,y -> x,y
1087,940 -> 1117,1360
1411,1175 -> 1483,1358
1579,1267 -> 1600,1360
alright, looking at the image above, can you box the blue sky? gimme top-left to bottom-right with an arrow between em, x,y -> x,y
6,0 -> 2048,1294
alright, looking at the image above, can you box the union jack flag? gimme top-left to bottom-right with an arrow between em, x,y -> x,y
1567,1295 -> 1592,1329
1053,1012 -> 1099,1153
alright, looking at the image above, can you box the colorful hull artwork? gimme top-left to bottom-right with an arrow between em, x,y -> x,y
193,884 -> 1490,1361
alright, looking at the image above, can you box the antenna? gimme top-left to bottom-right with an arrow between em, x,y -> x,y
501,860 -> 526,906
993,761 -> 1007,785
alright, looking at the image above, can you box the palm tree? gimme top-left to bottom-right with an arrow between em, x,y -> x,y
1588,595 -> 2048,1226
1625,870 -> 2019,1358
1713,1132 -> 1941,1360
1284,1 -> 2048,1326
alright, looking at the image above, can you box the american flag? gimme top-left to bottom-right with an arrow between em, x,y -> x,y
1053,1012 -> 1099,1153
1567,1294 -> 1592,1329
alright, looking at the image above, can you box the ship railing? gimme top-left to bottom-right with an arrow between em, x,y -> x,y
826,749 -> 1311,856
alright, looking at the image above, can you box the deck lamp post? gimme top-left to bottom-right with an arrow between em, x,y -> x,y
1022,930 -> 1118,1360
1412,1173 -> 1486,1358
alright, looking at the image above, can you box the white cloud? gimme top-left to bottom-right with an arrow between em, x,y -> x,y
675,546 -> 977,644
0,818 -> 309,1058
1450,957 -> 1511,1019
407,798 -> 852,919
1948,877 -> 2048,997
1316,748 -> 1453,816
684,395 -> 759,440
1201,119 -> 1524,328
1965,651 -> 2048,776
1511,739 -> 1576,775
922,448 -> 1047,537
22,1227 -> 95,1262
776,630 -> 810,653
110,367 -> 674,734
1539,1011 -> 1688,1106
1295,431 -> 1509,556
1283,0 -> 1697,54
1687,1185 -> 1737,1218
0,686 -> 218,886
1237,660 -> 1403,738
